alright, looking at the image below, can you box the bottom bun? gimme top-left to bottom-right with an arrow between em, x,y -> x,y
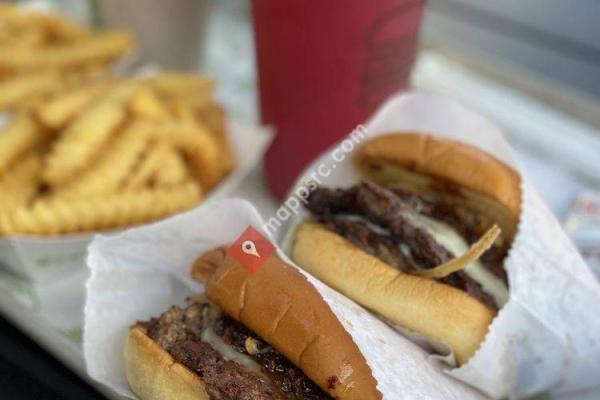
124,325 -> 210,400
292,221 -> 496,365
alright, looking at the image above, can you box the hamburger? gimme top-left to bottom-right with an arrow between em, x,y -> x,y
124,247 -> 381,400
291,133 -> 521,364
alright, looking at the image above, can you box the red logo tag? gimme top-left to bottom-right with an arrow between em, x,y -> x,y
228,226 -> 276,273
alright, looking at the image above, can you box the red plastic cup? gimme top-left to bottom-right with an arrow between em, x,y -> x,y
252,0 -> 425,199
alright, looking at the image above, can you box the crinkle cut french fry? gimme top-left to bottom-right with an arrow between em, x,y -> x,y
0,25 -> 45,47
0,31 -> 132,73
0,152 -> 41,210
197,102 -> 225,134
0,5 -> 88,42
153,147 -> 189,186
61,63 -> 113,91
43,81 -> 140,185
35,81 -> 108,129
148,73 -> 215,99
171,100 -> 234,179
0,70 -> 60,110
0,113 -> 43,172
52,121 -> 152,197
33,11 -> 90,42
157,121 -> 222,190
123,142 -> 170,191
0,4 -> 19,16
197,103 -> 235,176
0,4 -> 32,26
130,87 -> 170,120
0,181 -> 201,235
168,99 -> 234,182
170,98 -> 196,122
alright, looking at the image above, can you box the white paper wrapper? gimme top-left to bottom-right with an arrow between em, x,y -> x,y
278,92 -> 600,399
85,198 -> 487,399
0,121 -> 272,283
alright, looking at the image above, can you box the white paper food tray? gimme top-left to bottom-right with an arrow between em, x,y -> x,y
0,121 -> 272,282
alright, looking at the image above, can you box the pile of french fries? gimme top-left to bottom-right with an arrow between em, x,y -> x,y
0,4 -> 132,112
0,6 -> 234,236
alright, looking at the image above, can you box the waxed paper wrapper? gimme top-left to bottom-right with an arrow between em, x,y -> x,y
84,198 -> 487,400
278,92 -> 600,399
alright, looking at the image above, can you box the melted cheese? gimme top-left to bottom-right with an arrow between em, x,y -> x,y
333,212 -> 508,306
201,326 -> 270,381
342,214 -> 389,235
405,213 -> 509,307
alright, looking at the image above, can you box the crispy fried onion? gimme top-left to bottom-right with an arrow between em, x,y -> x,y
413,225 -> 501,279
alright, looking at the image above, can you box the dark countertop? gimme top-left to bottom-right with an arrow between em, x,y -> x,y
0,315 -> 106,400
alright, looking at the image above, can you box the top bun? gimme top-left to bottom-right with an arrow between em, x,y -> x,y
192,248 -> 381,400
354,133 -> 521,217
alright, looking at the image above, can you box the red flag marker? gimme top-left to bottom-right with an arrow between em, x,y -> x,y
228,226 -> 276,273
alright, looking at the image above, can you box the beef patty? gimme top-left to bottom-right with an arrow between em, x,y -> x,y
304,181 -> 509,308
140,301 -> 332,400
